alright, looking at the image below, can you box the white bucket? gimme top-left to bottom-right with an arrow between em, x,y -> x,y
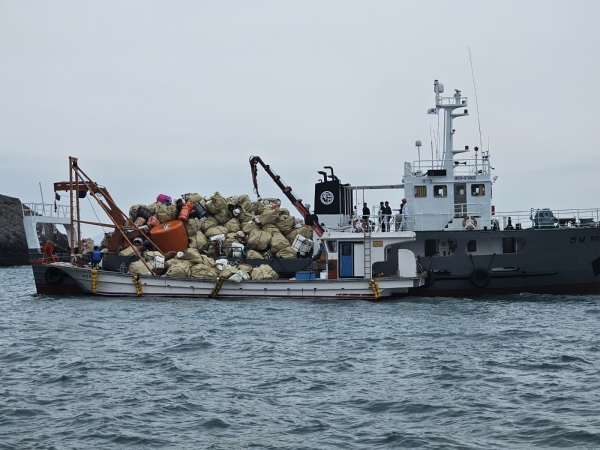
320,270 -> 328,280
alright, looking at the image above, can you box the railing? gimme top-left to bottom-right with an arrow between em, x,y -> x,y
22,202 -> 70,219
495,208 -> 600,230
408,158 -> 491,176
437,96 -> 468,106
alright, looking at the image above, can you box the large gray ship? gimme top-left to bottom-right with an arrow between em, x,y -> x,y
311,80 -> 600,296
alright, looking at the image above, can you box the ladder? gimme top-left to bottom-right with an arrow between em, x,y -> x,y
363,227 -> 372,279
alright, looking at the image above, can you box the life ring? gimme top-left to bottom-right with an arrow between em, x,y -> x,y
462,215 -> 478,230
470,268 -> 491,288
45,267 -> 64,285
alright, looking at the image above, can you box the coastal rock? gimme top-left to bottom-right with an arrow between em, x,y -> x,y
0,194 -> 29,266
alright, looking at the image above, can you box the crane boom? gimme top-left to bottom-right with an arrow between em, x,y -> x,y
249,155 -> 324,237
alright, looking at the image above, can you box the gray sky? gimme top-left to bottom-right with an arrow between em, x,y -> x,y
1,0 -> 599,237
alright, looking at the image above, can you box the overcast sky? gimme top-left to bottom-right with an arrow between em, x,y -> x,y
1,0 -> 599,237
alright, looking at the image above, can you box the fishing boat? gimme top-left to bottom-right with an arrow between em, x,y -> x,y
24,159 -> 423,299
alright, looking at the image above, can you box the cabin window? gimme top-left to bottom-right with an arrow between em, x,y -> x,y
471,184 -> 486,196
467,240 -> 477,252
424,239 -> 456,257
414,186 -> 427,198
434,185 -> 447,197
326,241 -> 337,253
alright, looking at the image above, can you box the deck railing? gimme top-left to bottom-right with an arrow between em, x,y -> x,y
22,202 -> 70,219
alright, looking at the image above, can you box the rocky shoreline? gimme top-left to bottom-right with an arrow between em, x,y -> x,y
0,194 -> 29,266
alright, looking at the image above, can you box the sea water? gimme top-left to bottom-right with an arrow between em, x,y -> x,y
1,266 -> 599,449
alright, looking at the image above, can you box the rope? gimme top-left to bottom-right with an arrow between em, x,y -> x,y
209,276 -> 226,298
368,278 -> 381,299
87,194 -> 107,234
132,275 -> 143,296
91,269 -> 98,294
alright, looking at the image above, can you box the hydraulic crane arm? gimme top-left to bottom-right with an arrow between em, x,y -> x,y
249,155 -> 324,237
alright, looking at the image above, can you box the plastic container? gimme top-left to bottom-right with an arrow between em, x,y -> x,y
178,202 -> 193,222
320,270 -> 328,280
150,220 -> 188,253
296,271 -> 316,280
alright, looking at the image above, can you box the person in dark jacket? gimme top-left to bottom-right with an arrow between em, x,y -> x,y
91,246 -> 102,269
383,201 -> 393,232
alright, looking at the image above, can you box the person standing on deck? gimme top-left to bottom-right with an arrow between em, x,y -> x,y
379,201 -> 385,231
400,198 -> 409,231
383,201 -> 392,232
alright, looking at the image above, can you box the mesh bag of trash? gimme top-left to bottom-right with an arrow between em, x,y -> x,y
118,245 -> 138,257
258,208 -> 279,226
183,248 -> 206,265
246,249 -> 263,259
165,264 -> 191,278
237,194 -> 253,212
146,202 -> 161,214
144,250 -> 163,260
205,226 -> 229,238
237,211 -> 254,223
100,232 -> 113,249
270,232 -> 290,254
182,193 -> 203,203
248,229 -> 271,251
214,209 -> 231,225
286,227 -> 314,244
205,192 -> 227,214
157,204 -> 177,223
238,264 -> 254,276
218,265 -> 239,279
262,224 -> 280,236
185,217 -> 203,236
201,217 -> 219,233
278,207 -> 290,216
129,204 -> 145,220
251,264 -> 279,280
277,214 -> 295,235
225,218 -> 241,233
129,259 -> 151,275
249,201 -> 265,215
81,238 -> 95,255
194,231 -> 209,251
262,198 -> 281,207
276,246 -> 297,259
190,263 -> 218,279
164,257 -> 194,270
242,221 -> 259,234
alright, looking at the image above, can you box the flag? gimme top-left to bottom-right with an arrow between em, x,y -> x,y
427,108 -> 438,115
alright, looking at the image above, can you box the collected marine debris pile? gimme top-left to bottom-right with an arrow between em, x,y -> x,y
101,192 -> 315,279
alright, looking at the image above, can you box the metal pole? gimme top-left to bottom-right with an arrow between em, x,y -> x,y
68,157 -> 75,262
74,160 -> 82,261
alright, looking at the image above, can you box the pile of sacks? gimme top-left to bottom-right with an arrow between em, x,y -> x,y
120,192 -> 315,279
128,248 -> 280,281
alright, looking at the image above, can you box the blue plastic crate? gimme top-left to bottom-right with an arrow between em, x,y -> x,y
296,271 -> 316,280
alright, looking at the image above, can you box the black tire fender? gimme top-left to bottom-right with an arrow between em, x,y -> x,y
45,267 -> 64,285
423,270 -> 435,288
470,268 -> 491,288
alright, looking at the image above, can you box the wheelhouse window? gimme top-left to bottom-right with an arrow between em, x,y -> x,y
471,184 -> 486,196
434,185 -> 447,197
326,241 -> 337,253
414,186 -> 427,198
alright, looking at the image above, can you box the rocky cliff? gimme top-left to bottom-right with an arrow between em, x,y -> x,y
0,194 -> 29,266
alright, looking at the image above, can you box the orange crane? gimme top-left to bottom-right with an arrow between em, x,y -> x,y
249,155 -> 324,237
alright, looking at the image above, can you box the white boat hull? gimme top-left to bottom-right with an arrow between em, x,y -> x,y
51,264 -> 422,299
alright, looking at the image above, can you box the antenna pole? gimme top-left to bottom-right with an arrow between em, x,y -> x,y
468,46 -> 484,152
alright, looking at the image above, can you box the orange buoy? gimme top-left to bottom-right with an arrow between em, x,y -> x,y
178,202 -> 193,222
150,220 -> 188,253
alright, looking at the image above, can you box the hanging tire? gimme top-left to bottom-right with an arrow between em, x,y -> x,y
45,267 -> 64,285
470,269 -> 491,288
423,270 -> 435,288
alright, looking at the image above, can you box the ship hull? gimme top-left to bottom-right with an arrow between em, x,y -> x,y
47,263 -> 421,300
372,227 -> 600,297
